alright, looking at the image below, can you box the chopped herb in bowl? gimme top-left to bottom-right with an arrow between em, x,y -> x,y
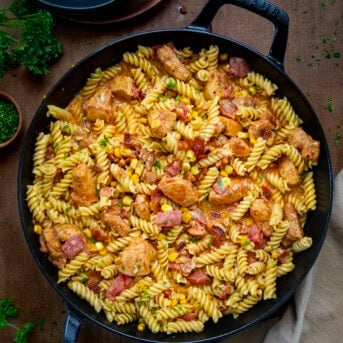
0,91 -> 22,148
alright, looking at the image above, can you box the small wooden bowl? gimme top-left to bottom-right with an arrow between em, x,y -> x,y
0,91 -> 23,148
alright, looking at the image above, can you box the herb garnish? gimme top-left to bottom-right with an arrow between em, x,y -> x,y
0,100 -> 18,143
0,298 -> 45,343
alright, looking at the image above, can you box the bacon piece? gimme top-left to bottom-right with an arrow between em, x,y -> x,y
190,136 -> 206,159
106,274 -> 133,300
182,313 -> 197,321
158,176 -> 198,207
87,271 -> 101,292
175,102 -> 189,122
164,159 -> 182,177
211,226 -> 227,248
91,226 -> 109,241
62,234 -> 85,259
248,224 -> 265,247
218,284 -> 233,300
123,132 -> 140,148
188,270 -> 212,285
228,57 -> 250,78
155,210 -> 182,227
156,44 -> 191,82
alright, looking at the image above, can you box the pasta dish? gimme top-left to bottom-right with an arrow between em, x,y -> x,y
26,43 -> 320,334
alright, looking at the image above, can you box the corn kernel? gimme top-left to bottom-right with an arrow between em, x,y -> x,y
180,298 -> 187,304
237,132 -> 249,139
34,224 -> 42,234
182,210 -> 192,223
99,249 -> 107,256
130,159 -> 139,169
209,146 -> 215,151
222,177 -> 231,187
219,52 -> 228,61
137,322 -> 145,332
157,233 -> 166,241
241,90 -> 249,97
131,174 -> 139,185
168,249 -> 178,262
179,293 -> 186,301
170,299 -> 178,307
220,170 -> 228,177
84,228 -> 92,238
239,236 -> 250,247
89,244 -> 98,252
243,218 -> 254,226
161,204 -> 173,212
135,166 -> 143,176
127,170 -> 133,177
191,165 -> 200,175
118,159 -> 126,167
181,97 -> 190,105
150,119 -> 161,128
248,86 -> 256,95
190,110 -> 199,119
110,181 -> 117,187
122,195 -> 133,206
114,147 -> 121,158
182,161 -> 191,171
95,241 -> 105,251
139,117 -> 147,124
271,251 -> 280,259
249,136 -> 257,144
225,165 -> 234,175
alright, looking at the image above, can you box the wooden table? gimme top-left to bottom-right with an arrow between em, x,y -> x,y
0,0 -> 341,342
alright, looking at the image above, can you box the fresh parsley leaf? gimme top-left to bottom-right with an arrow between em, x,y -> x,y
14,320 -> 45,343
154,159 -> 162,170
0,299 -> 18,327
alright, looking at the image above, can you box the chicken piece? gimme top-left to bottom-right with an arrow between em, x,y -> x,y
108,75 -> 139,100
66,96 -> 83,124
248,119 -> 275,145
284,202 -> 304,241
204,69 -> 233,100
279,157 -> 300,186
86,87 -> 113,122
55,224 -> 81,241
158,176 -> 198,207
288,128 -> 320,161
117,237 -> 156,277
41,228 -> 66,269
229,137 -> 250,157
134,194 -> 151,220
220,117 -> 242,137
102,207 -> 131,237
208,177 -> 249,205
71,163 -> 98,207
219,99 -> 238,119
147,108 -> 176,138
250,198 -> 272,222
156,44 -> 191,82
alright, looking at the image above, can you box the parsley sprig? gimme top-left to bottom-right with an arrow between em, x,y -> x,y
0,298 -> 45,343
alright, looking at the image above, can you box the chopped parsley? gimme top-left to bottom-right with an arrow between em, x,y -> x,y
154,159 -> 162,170
65,206 -> 72,213
327,98 -> 334,112
334,133 -> 341,146
166,79 -> 177,89
295,55 -> 302,62
99,134 -> 109,149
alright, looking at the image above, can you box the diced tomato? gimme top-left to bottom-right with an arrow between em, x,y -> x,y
211,226 -> 227,248
182,313 -> 197,321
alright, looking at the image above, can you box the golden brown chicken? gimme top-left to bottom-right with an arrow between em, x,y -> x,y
134,193 -> 151,220
147,108 -> 177,138
279,157 -> 301,186
86,87 -> 113,122
284,202 -> 303,241
41,228 -> 66,269
117,237 -> 156,277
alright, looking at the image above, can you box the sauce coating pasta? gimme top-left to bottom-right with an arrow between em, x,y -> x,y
27,43 -> 319,334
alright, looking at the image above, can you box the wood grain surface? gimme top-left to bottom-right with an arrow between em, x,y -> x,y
0,0 -> 341,342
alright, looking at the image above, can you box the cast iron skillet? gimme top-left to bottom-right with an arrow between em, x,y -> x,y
17,0 -> 333,342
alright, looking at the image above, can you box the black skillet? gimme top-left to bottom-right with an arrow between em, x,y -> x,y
17,0 -> 333,342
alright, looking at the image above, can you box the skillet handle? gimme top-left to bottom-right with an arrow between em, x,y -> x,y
62,308 -> 83,343
187,0 -> 289,69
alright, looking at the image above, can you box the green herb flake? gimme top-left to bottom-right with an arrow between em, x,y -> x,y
320,1 -> 326,9
333,52 -> 341,58
90,237 -> 98,244
154,159 -> 162,170
0,219 -> 7,225
295,55 -> 301,62
217,178 -> 224,187
65,206 -> 72,213
166,79 -> 177,89
99,134 -> 109,149
327,98 -> 334,112
334,133 -> 341,146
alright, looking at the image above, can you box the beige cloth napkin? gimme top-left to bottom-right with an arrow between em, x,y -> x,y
263,169 -> 343,343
